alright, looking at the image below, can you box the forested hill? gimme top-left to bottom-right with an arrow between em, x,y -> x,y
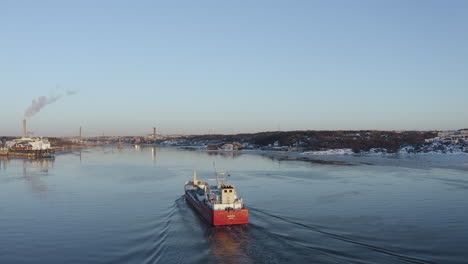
176,130 -> 437,153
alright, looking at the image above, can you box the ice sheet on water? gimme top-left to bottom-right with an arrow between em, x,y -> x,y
302,149 -> 354,155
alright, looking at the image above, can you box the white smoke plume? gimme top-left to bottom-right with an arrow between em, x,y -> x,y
24,90 -> 78,118
66,89 -> 78,96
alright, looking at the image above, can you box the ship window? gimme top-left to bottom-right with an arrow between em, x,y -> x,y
224,190 -> 227,193
229,190 -> 232,193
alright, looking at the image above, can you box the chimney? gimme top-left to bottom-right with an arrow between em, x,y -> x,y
79,126 -> 82,138
23,119 -> 27,138
153,127 -> 156,139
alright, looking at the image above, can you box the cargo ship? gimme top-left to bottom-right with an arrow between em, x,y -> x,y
6,137 -> 55,158
184,169 -> 249,226
5,119 -> 55,158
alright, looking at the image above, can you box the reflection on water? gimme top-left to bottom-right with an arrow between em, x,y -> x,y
0,156 -> 8,170
22,158 -> 53,194
0,157 -> 54,194
129,145 -> 158,163
152,147 -> 157,164
208,226 -> 250,264
203,151 -> 243,159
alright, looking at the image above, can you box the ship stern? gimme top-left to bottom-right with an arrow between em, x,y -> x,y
213,209 -> 249,226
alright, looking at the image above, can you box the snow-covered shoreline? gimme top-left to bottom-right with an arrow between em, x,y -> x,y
191,146 -> 468,155
302,149 -> 354,155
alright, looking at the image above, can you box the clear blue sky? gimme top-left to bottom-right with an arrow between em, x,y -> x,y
1,0 -> 467,136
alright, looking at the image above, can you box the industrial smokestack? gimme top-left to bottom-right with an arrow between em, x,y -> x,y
23,119 -> 27,138
153,127 -> 157,139
79,126 -> 82,138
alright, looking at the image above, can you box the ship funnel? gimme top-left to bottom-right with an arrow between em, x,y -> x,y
193,169 -> 199,184
23,119 -> 27,138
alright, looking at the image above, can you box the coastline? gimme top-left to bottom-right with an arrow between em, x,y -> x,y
169,145 -> 468,169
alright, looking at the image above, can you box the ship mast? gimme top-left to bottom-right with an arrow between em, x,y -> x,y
193,169 -> 199,184
213,162 -> 228,186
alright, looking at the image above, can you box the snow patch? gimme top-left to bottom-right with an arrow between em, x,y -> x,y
302,149 -> 354,155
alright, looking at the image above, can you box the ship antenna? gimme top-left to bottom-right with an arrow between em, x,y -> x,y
213,162 -> 220,186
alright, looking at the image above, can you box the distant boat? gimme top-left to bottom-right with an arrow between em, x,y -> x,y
5,119 -> 55,158
6,137 -> 55,158
184,169 -> 249,226
0,147 -> 8,156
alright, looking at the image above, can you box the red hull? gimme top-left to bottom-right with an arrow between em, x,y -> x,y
185,190 -> 249,226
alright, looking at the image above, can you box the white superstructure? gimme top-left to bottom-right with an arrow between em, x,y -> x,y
6,137 -> 52,150
185,169 -> 245,211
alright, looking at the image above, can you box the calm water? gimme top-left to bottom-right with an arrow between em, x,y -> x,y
1,146 -> 467,264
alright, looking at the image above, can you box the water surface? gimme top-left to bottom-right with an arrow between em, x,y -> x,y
1,146 -> 467,263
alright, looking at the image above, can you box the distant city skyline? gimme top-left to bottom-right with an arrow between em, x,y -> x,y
1,1 -> 467,136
